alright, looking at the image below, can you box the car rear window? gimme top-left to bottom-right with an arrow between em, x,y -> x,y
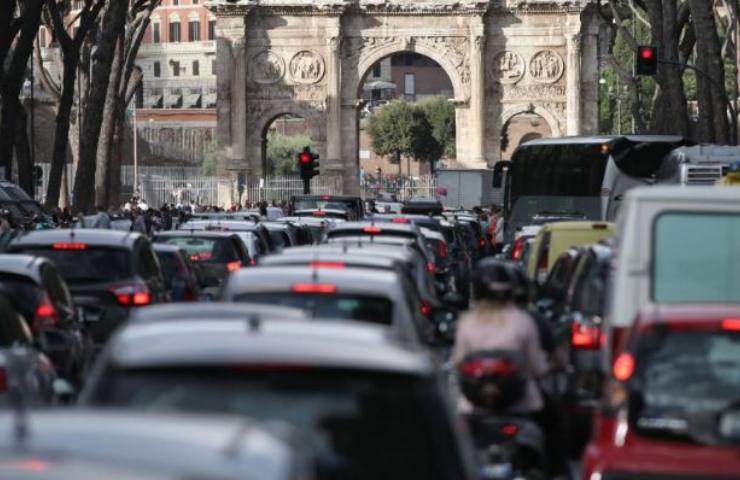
0,273 -> 41,320
234,293 -> 393,324
632,328 -> 740,442
17,247 -> 132,285
653,213 -> 740,303
156,237 -> 239,264
91,368 -> 464,479
154,252 -> 184,284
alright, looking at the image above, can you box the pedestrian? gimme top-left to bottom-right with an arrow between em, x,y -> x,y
161,204 -> 173,230
91,205 -> 111,229
131,210 -> 147,234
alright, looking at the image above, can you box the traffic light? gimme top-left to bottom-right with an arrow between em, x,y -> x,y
636,46 -> 658,76
298,147 -> 320,181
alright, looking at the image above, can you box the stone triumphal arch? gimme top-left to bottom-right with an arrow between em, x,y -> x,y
210,0 -> 600,194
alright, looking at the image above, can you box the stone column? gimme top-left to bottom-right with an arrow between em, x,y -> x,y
325,21 -> 343,169
468,22 -> 487,168
566,32 -> 582,135
215,13 -> 249,173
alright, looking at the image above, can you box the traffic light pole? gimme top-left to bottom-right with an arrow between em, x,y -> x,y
660,60 -> 738,146
303,178 -> 310,195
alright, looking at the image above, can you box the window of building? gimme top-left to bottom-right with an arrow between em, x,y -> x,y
152,23 -> 160,43
192,60 -> 199,76
153,61 -> 161,77
172,0 -> 179,5
208,20 -> 216,40
404,73 -> 415,95
169,21 -> 181,42
188,20 -> 200,42
372,64 -> 381,78
172,61 -> 180,77
192,0 -> 198,4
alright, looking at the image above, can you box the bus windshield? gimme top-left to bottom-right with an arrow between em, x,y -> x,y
508,143 -> 608,233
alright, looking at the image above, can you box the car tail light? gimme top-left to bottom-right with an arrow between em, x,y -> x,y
479,238 -> 486,248
362,226 -> 382,234
291,283 -> 337,294
250,258 -> 257,266
320,195 -> 331,200
52,242 -> 87,250
511,238 -> 526,261
437,241 -> 448,259
110,283 -> 152,307
427,262 -> 436,274
189,252 -> 213,262
226,260 -> 242,272
312,210 -> 326,217
459,358 -> 517,378
310,261 -> 345,269
421,301 -> 432,317
33,296 -> 60,332
571,320 -> 603,350
391,217 -> 409,224
500,424 -> 519,437
722,318 -> 740,331
613,352 -> 635,381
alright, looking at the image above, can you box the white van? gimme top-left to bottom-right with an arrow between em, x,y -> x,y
608,186 -> 740,352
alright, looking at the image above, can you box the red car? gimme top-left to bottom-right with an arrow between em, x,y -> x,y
583,305 -> 740,480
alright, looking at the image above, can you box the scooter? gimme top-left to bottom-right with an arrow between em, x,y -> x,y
458,350 -> 547,480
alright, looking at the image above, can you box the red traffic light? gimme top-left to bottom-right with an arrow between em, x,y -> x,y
299,152 -> 311,164
639,47 -> 655,60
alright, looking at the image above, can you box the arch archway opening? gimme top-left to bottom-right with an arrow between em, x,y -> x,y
261,114 -> 312,177
357,51 -> 457,190
500,112 -> 553,160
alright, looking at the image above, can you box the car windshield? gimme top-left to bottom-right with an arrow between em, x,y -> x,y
17,247 -> 132,285
156,237 -> 239,264
91,368 -> 460,479
234,293 -> 393,324
632,328 -> 740,442
653,212 -> 740,303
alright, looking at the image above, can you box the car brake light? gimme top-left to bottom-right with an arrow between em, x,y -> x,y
189,252 -> 213,262
362,226 -> 382,234
479,238 -> 486,248
312,210 -> 326,217
613,352 -> 635,381
33,297 -> 60,332
421,301 -> 432,317
459,358 -> 517,378
571,320 -> 603,350
500,424 -> 519,437
722,318 -> 740,331
321,195 -> 331,200
110,283 -> 152,307
226,260 -> 242,272
52,242 -> 87,250
391,217 -> 409,223
310,261 -> 345,269
511,238 -> 525,261
291,283 -> 337,294
437,241 -> 448,259
427,262 -> 436,274
250,258 -> 257,266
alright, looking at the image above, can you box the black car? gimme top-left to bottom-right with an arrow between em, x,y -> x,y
152,244 -> 201,302
152,231 -> 251,297
290,195 -> 364,220
81,319 -> 477,479
0,254 -> 92,385
8,230 -> 167,346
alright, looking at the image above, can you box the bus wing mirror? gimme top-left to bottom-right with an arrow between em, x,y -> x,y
493,161 -> 512,188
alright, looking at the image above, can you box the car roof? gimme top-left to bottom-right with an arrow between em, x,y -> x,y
624,185 -> 740,202
152,244 -> 182,254
328,221 -> 418,233
277,243 -> 419,262
153,230 -> 240,239
0,410 -> 296,480
10,229 -> 143,249
0,254 -> 46,283
519,135 -> 688,147
226,266 -> 401,296
259,252 -> 399,269
130,302 -> 308,323
106,319 -> 431,374
293,195 -> 359,201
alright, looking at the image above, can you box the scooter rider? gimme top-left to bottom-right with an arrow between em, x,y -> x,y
453,259 -> 548,415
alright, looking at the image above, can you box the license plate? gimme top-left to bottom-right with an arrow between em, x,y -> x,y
81,309 -> 101,322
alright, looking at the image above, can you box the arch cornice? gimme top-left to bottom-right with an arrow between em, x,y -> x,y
347,36 -> 470,102
500,103 -> 562,137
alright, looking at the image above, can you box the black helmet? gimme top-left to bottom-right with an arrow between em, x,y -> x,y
472,258 -> 517,302
458,350 -> 527,410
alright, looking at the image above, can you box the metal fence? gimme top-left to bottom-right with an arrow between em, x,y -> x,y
361,175 -> 438,201
242,176 -> 344,203
140,174 -> 233,208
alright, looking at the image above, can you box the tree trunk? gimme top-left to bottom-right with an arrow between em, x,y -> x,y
690,0 -> 730,144
109,113 -> 125,207
14,102 -> 33,196
46,55 -> 79,208
73,0 -> 127,213
95,33 -> 125,208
